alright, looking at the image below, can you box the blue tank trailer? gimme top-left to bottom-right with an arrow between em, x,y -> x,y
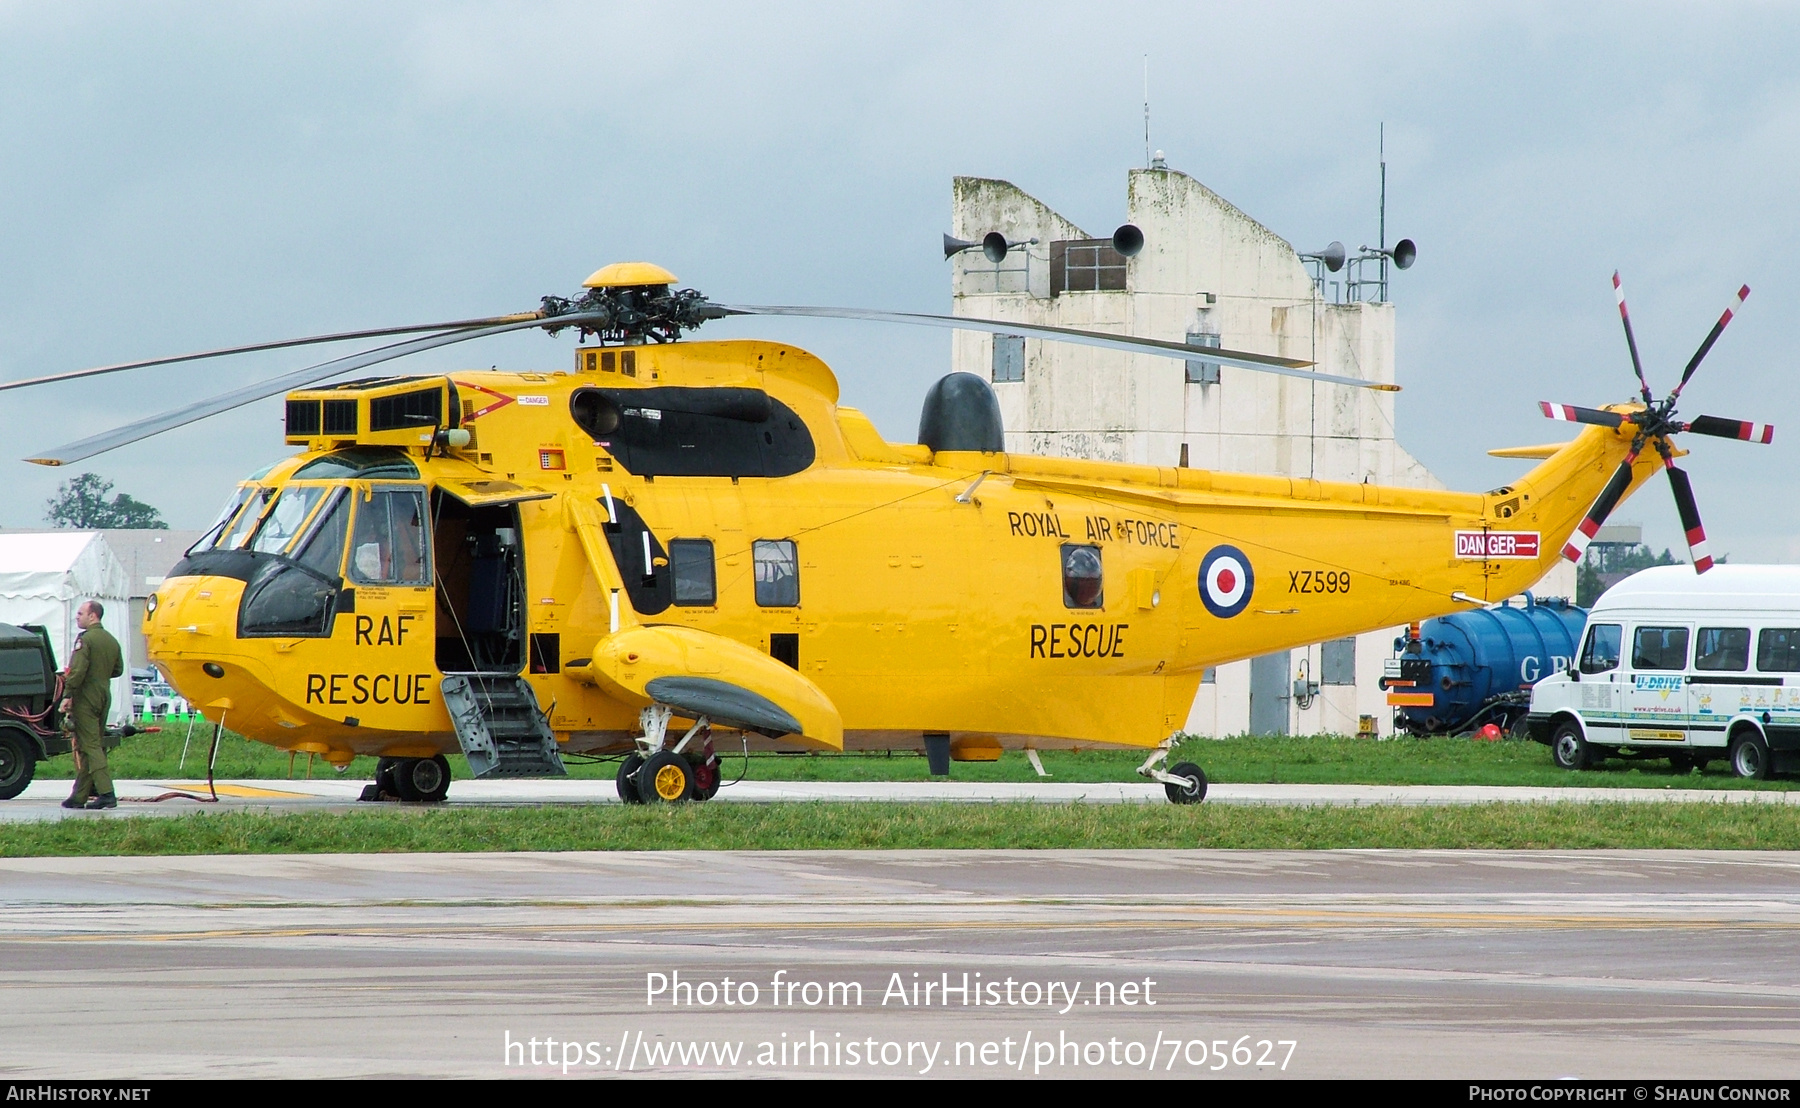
1382,594 -> 1588,737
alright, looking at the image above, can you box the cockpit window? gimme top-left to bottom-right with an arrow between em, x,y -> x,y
293,447 -> 420,481
250,486 -> 327,554
349,488 -> 430,585
294,490 -> 351,578
1061,544 -> 1103,609
217,487 -> 274,551
190,485 -> 259,554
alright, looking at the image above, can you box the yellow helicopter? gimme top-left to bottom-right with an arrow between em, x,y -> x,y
8,261 -> 1766,804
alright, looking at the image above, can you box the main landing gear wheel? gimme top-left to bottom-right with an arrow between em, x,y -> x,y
617,752 -> 646,804
361,756 -> 403,802
1551,722 -> 1594,771
639,750 -> 693,804
1730,730 -> 1771,780
0,729 -> 35,801
1164,761 -> 1207,805
394,755 -> 452,803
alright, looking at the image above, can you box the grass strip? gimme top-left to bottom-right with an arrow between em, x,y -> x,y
46,730 -> 1800,790
5,800 -> 1800,856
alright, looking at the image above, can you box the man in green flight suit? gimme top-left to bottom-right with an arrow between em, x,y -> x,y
61,600 -> 123,811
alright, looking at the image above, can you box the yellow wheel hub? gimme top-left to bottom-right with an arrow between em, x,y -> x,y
652,763 -> 687,801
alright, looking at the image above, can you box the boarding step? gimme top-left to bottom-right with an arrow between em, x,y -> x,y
440,674 -> 567,778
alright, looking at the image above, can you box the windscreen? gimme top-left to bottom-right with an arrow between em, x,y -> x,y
250,485 -> 328,554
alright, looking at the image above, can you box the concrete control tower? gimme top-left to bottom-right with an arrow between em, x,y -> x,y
948,166 -> 1572,737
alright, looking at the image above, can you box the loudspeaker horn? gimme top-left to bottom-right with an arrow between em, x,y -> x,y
1389,238 -> 1417,270
1112,223 -> 1145,258
1302,241 -> 1346,273
944,231 -> 1027,263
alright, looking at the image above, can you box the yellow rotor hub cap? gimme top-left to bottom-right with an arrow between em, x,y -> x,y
584,261 -> 679,288
653,763 -> 687,801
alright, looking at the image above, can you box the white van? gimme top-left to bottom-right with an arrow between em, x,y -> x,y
1526,564 -> 1800,778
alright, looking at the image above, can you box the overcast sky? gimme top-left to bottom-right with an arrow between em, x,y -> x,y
1,2 -> 1796,561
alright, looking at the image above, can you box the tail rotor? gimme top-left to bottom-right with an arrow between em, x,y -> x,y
1541,277 -> 1765,574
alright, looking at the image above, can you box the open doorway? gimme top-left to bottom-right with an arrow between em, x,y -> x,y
432,491 -> 524,674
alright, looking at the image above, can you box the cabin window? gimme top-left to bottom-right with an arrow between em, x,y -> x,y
1757,628 -> 1800,672
349,488 -> 431,585
1631,626 -> 1689,671
1061,544 -> 1104,609
1694,627 -> 1750,672
250,485 -> 328,555
294,490 -> 351,578
753,540 -> 799,607
670,539 -> 717,606
1322,637 -> 1356,685
1580,624 -> 1622,674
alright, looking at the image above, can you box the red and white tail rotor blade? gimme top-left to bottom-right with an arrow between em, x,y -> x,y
1663,461 -> 1714,573
1613,272 -> 1656,406
1561,455 -> 1639,563
1685,415 -> 1775,444
1670,284 -> 1750,402
1539,401 -> 1626,428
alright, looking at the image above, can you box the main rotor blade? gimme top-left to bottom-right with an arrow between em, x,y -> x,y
25,311 -> 607,467
715,304 -> 1400,392
1560,454 -> 1640,563
0,312 -> 545,395
1613,272 -> 1655,406
1686,415 -> 1775,444
1539,401 -> 1626,429
1669,284 -> 1750,402
1664,460 -> 1714,573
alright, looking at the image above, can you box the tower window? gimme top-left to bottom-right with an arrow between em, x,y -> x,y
1050,239 -> 1128,294
1185,328 -> 1221,385
992,335 -> 1024,383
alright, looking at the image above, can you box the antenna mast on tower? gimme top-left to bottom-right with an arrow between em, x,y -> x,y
1379,122 -> 1388,298
1143,56 -> 1150,168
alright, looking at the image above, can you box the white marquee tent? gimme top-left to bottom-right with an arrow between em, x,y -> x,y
0,532 -> 132,723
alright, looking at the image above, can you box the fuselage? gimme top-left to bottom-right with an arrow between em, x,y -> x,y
145,339 -> 1661,763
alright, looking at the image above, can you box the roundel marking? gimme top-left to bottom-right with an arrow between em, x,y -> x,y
1199,545 -> 1255,618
